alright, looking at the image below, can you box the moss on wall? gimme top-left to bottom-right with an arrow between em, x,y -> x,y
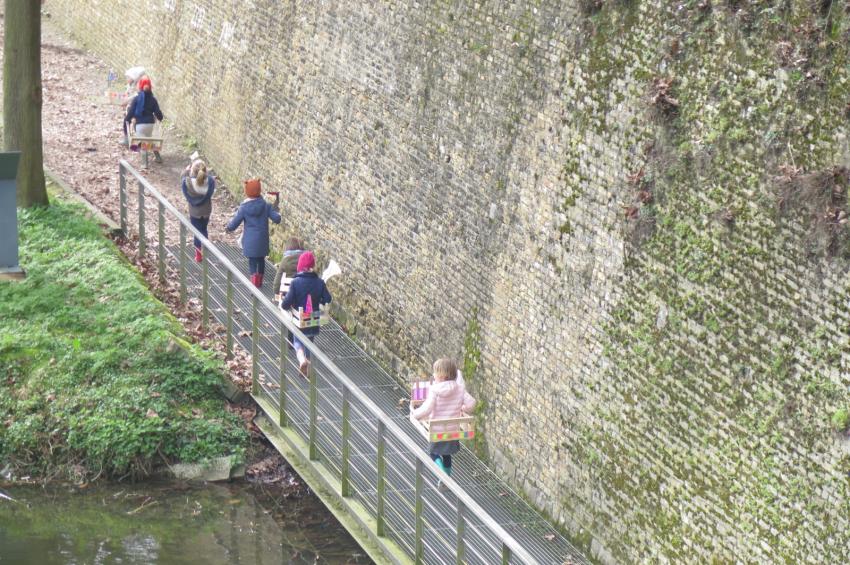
46,0 -> 850,561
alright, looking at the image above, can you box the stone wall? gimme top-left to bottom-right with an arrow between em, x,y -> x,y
47,0 -> 850,562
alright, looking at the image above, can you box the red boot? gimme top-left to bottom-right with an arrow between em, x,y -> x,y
251,273 -> 261,288
256,273 -> 264,287
194,248 -> 203,262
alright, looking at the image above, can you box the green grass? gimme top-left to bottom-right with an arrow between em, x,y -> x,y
0,197 -> 246,480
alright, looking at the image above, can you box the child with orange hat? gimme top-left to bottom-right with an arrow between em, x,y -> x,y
225,179 -> 281,287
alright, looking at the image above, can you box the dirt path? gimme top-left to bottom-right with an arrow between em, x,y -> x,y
0,17 -> 242,248
1,17 -> 304,489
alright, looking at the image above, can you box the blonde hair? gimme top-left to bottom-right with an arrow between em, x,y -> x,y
433,358 -> 458,381
191,160 -> 207,186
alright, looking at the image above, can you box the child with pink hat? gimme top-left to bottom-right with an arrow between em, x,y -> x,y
281,251 -> 332,376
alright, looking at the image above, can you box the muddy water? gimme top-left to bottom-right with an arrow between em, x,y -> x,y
0,481 -> 371,564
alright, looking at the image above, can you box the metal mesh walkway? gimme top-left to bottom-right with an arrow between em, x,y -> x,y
119,159 -> 588,565
184,245 -> 587,565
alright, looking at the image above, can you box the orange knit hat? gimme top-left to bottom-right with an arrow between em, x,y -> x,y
244,178 -> 261,198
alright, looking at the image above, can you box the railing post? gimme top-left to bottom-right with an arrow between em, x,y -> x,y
157,201 -> 165,285
251,296 -> 259,396
179,222 -> 187,305
201,255 -> 209,331
456,500 -> 466,565
502,543 -> 512,565
415,458 -> 424,564
278,321 -> 287,427
308,359 -> 318,460
226,270 -> 233,358
137,181 -> 145,255
341,386 -> 350,496
119,164 -> 127,236
376,420 -> 386,537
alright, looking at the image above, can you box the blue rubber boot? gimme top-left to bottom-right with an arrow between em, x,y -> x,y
433,457 -> 446,473
435,457 -> 448,491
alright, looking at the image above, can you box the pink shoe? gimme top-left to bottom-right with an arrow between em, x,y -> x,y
194,248 -> 203,262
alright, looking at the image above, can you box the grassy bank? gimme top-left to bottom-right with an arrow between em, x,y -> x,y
0,195 -> 246,480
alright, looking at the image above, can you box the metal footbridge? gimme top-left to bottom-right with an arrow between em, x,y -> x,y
118,160 -> 589,565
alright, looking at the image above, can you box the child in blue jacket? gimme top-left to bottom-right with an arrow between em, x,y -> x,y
281,251 -> 332,376
225,178 -> 281,287
124,76 -> 164,163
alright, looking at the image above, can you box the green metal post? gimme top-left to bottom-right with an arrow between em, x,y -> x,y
137,181 -> 145,255
415,458 -> 424,564
456,500 -> 466,565
251,296 -> 259,396
377,420 -> 386,536
502,543 -> 512,565
157,202 -> 165,285
308,359 -> 318,460
278,321 -> 287,427
179,222 -> 187,305
119,166 -> 127,236
201,255 -> 209,330
226,270 -> 233,358
341,386 -> 351,497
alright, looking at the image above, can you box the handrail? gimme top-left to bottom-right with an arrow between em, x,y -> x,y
118,159 -> 539,564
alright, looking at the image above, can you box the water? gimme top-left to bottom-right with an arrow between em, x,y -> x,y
0,481 -> 372,564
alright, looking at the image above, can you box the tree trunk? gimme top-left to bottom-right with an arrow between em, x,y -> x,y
3,0 -> 47,207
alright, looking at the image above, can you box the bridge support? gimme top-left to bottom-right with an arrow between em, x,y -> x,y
254,398 -> 410,565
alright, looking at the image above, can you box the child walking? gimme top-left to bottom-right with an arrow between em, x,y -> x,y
281,251 -> 332,377
273,237 -> 305,303
181,159 -> 215,262
411,358 -> 476,483
118,66 -> 145,146
124,76 -> 164,163
225,178 -> 281,287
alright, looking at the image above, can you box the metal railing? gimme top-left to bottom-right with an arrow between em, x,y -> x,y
117,159 -> 541,565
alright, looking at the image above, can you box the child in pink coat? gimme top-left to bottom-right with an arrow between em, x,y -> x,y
411,358 -> 476,480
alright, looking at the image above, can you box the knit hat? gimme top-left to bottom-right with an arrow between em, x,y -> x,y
137,76 -> 152,91
244,178 -> 261,198
297,251 -> 315,272
125,66 -> 145,83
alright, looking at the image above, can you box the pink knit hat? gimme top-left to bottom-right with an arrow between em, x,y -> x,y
297,251 -> 315,272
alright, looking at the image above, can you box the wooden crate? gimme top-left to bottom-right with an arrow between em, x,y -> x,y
104,87 -> 130,105
409,381 -> 475,442
128,123 -> 163,153
287,305 -> 329,329
410,413 -> 475,443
